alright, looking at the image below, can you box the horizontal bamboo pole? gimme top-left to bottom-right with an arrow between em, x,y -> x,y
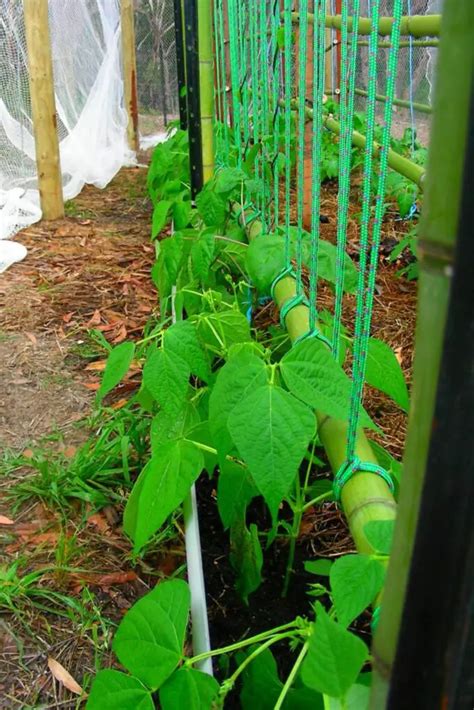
24,0 -> 64,220
354,87 -> 432,115
238,209 -> 397,556
357,39 -> 439,48
286,99 -> 426,188
290,12 -> 441,38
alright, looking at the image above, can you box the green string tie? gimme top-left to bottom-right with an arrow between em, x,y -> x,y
279,293 -> 310,329
333,457 -> 394,502
371,605 -> 381,632
234,203 -> 261,226
293,328 -> 332,350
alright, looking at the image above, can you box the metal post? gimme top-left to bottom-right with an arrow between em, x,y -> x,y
174,0 -> 188,129
183,0 -> 203,197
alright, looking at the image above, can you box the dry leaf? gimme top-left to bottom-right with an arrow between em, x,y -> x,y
22,448 -> 34,458
84,360 -> 107,372
63,446 -> 77,458
83,382 -> 100,391
25,332 -> 38,346
87,309 -> 102,327
48,658 -> 83,695
0,515 -> 14,525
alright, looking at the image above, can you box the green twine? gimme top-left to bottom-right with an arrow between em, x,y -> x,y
333,457 -> 394,502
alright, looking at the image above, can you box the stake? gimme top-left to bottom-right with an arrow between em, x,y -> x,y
121,0 -> 139,153
184,0 -> 204,197
24,0 -> 64,220
197,0 -> 215,183
370,1 -> 474,706
173,0 -> 188,129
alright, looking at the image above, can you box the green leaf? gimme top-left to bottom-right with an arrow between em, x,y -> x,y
196,186 -> 227,226
365,338 -> 409,411
245,234 -> 284,293
124,440 -> 203,551
173,200 -> 192,230
159,668 -> 219,710
330,554 -> 385,626
86,670 -> 154,710
163,319 -> 210,382
152,200 -> 172,239
217,459 -> 258,529
155,234 -> 184,308
195,308 -> 251,354
214,167 -> 247,193
327,684 -> 370,710
227,384 -> 316,516
363,519 -> 395,555
306,478 -> 334,502
280,339 -> 375,430
191,232 -> 215,283
230,519 -> 263,601
150,401 -> 200,454
96,342 -> 135,401
369,440 -> 402,492
113,580 -> 190,690
301,603 -> 368,698
316,240 -> 358,294
209,354 -> 268,455
305,559 -> 333,576
240,649 -> 324,710
143,347 -> 190,417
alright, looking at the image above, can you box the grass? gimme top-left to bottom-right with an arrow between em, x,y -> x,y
64,200 -> 97,220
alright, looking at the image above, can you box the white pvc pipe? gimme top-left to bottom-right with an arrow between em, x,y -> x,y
171,283 -> 213,675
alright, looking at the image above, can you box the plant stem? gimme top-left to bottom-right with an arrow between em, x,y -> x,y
302,490 -> 334,512
219,632 -> 299,700
274,641 -> 310,710
185,621 -> 301,666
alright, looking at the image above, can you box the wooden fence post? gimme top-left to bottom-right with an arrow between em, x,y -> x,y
121,0 -> 139,153
24,0 -> 64,220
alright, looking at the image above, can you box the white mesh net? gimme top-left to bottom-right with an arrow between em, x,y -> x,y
0,0 -> 134,271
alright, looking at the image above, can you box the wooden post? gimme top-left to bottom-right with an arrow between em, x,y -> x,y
24,0 -> 64,220
121,0 -> 139,153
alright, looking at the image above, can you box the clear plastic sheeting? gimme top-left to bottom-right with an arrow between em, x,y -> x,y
0,0 -> 134,268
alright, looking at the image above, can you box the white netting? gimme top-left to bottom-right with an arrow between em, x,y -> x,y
0,0 -> 134,270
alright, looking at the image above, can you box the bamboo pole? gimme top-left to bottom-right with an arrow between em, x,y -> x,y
24,0 -> 64,220
354,87 -> 432,115
285,98 -> 426,188
198,0 -> 215,182
290,12 -> 442,38
121,0 -> 139,153
235,209 -> 397,557
369,0 -> 474,705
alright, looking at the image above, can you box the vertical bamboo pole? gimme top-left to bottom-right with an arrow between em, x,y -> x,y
324,0 -> 332,94
121,0 -> 139,153
24,0 -> 64,220
302,1 -> 314,230
198,0 -> 215,182
370,1 -> 474,706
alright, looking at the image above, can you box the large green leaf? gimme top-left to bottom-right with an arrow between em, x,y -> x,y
245,234 -> 285,293
240,649 -> 324,710
154,234 -> 185,309
159,668 -> 219,710
327,684 -> 370,710
113,580 -> 190,690
196,187 -> 227,227
227,384 -> 316,515
230,519 -> 263,602
315,239 -> 358,294
280,339 -> 375,430
150,401 -> 200,454
96,341 -> 135,402
330,554 -> 385,627
86,670 -> 154,710
151,200 -> 172,239
124,440 -> 203,551
142,347 -> 190,417
195,308 -> 251,354
173,199 -> 192,230
365,338 -> 409,412
363,519 -> 395,555
301,604 -> 368,698
214,167 -> 247,193
209,354 -> 268,455
191,232 -> 216,283
217,459 -> 258,529
163,319 -> 210,383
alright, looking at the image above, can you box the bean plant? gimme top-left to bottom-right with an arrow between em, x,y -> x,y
86,129 -> 407,708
